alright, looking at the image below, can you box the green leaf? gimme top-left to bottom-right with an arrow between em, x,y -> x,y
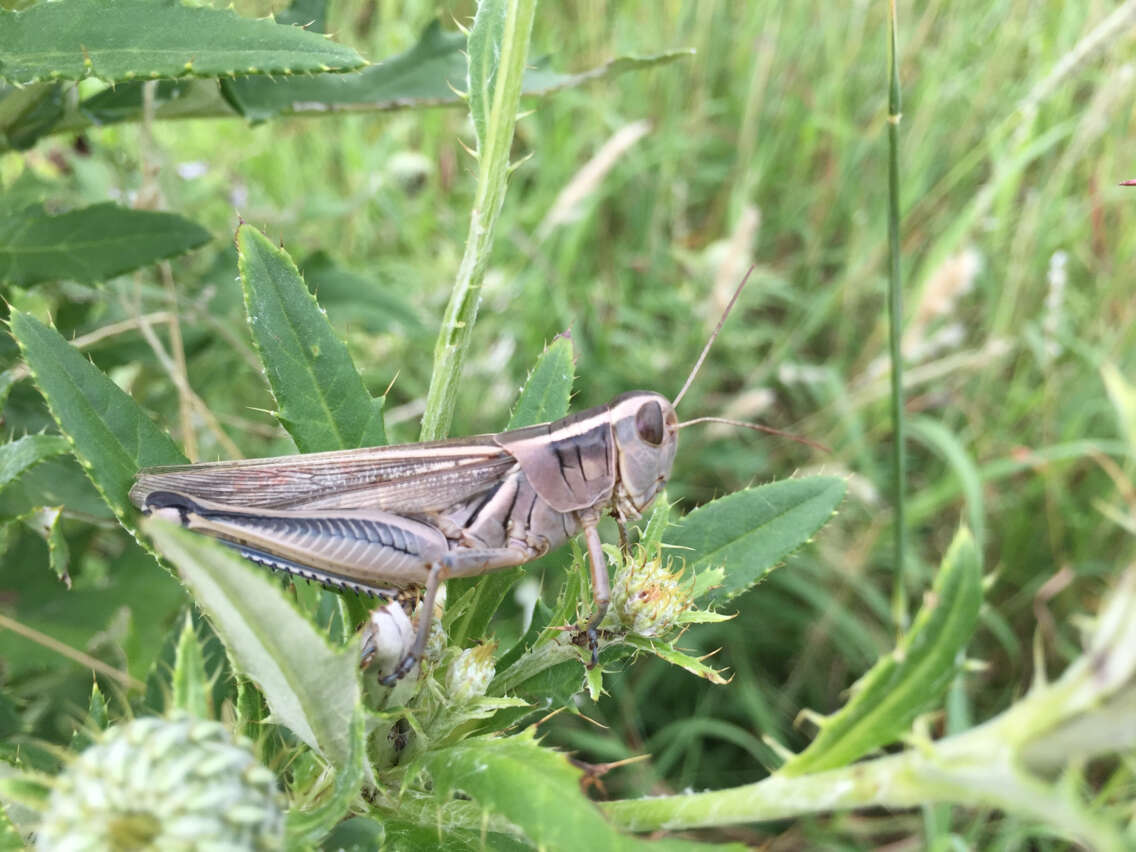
235,676 -> 268,744
144,518 -> 361,770
0,202 -> 211,286
78,79 -> 195,125
506,334 -> 575,430
238,225 -> 385,453
9,311 -> 187,526
520,49 -> 695,97
0,82 -> 64,151
639,492 -> 671,551
89,681 -> 109,728
221,20 -> 465,122
219,20 -> 691,122
317,817 -> 385,851
625,635 -> 728,684
466,0 -> 507,147
0,371 -> 16,413
780,528 -> 983,776
665,477 -> 846,604
0,456 -> 112,524
415,731 -> 631,851
446,336 -> 576,646
352,818 -> 532,852
418,732 -> 724,851
70,681 -> 109,753
0,0 -> 365,85
0,435 -> 69,493
285,705 -> 366,846
172,612 -> 210,719
20,505 -> 69,584
910,417 -> 985,548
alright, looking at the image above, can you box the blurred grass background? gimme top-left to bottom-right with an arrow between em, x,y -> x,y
4,0 -> 1136,846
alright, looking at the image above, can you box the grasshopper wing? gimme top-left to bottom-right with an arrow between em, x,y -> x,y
131,436 -> 518,514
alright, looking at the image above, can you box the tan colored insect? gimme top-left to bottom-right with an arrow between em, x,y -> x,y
132,273 -> 807,683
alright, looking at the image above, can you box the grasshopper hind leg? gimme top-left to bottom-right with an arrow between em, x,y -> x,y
379,541 -> 546,685
379,561 -> 447,686
144,490 -> 406,599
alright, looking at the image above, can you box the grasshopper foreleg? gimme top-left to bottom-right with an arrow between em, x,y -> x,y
579,514 -> 610,667
616,517 -> 630,554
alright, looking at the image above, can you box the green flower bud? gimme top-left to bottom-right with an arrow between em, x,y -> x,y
37,716 -> 283,852
445,642 -> 497,703
610,547 -> 694,638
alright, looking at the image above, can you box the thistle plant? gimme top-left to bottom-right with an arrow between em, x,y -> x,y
36,716 -> 283,852
1,0 -> 1132,850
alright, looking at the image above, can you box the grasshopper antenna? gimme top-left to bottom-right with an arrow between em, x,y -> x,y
671,265 -> 827,455
676,417 -> 831,454
672,265 -> 756,409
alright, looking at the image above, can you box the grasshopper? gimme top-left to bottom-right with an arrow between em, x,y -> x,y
132,273 -> 803,684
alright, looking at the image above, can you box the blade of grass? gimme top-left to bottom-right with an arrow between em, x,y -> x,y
886,0 -> 907,629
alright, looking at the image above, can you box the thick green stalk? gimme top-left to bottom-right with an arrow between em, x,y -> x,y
885,0 -> 908,627
419,0 -> 537,441
601,737 -> 1122,850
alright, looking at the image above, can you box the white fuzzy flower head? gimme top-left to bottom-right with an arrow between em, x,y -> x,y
37,716 -> 283,852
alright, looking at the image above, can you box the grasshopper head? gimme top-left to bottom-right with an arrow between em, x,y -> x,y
609,391 -> 679,520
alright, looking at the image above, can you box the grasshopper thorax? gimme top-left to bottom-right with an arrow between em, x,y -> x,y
608,390 -> 679,520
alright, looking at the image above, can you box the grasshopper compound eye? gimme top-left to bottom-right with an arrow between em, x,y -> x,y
635,400 -> 665,446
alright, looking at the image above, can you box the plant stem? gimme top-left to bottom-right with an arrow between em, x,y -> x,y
419,0 -> 537,441
885,0 -> 908,628
601,735 -> 1122,851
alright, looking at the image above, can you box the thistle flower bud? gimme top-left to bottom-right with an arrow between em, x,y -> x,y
445,642 -> 497,703
37,716 -> 283,851
610,547 -> 694,638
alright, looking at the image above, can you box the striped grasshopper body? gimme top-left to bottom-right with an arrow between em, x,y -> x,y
131,391 -> 679,683
131,273 -> 786,684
